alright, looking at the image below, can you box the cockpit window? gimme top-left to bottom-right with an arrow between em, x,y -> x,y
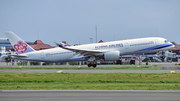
164,40 -> 169,43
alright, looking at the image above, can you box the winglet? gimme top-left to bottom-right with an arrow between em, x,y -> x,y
54,42 -> 63,47
61,43 -> 68,47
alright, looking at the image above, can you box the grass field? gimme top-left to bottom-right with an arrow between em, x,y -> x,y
0,66 -> 161,70
0,73 -> 179,90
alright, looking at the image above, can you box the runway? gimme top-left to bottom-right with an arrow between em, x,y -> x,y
1,69 -> 180,73
1,90 -> 180,101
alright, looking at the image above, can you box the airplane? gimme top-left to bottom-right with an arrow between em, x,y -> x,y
5,31 -> 174,67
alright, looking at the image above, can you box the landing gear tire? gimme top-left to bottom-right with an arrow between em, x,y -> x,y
93,64 -> 97,68
88,64 -> 91,67
87,63 -> 97,68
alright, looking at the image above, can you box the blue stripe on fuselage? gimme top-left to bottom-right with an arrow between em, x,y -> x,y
121,43 -> 173,55
134,43 -> 173,53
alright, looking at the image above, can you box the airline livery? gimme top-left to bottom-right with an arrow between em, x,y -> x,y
5,31 -> 174,67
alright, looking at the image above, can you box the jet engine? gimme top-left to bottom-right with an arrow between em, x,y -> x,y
104,51 -> 120,61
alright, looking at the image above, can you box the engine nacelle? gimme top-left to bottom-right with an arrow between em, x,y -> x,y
104,51 -> 120,61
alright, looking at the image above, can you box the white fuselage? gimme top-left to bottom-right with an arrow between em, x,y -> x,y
13,37 -> 174,62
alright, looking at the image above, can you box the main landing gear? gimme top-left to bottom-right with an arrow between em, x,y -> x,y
87,56 -> 97,68
88,63 -> 97,68
87,61 -> 97,68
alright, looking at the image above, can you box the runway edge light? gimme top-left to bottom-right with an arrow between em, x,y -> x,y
57,70 -> 63,73
170,71 -> 175,73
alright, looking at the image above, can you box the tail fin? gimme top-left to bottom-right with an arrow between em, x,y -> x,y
5,31 -> 35,54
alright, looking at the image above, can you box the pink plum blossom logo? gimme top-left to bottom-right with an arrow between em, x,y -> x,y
14,41 -> 27,53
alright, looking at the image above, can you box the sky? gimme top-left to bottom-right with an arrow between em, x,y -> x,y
0,0 -> 180,46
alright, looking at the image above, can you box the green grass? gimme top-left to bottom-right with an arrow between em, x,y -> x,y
0,73 -> 180,90
0,66 -> 161,70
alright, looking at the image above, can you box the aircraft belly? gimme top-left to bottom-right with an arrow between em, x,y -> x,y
59,54 -> 72,60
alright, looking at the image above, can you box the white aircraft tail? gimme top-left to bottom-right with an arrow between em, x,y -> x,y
5,31 -> 35,54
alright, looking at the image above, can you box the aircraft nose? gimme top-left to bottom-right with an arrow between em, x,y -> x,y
169,42 -> 175,48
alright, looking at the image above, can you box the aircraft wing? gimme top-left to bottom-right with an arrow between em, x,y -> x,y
55,42 -> 105,56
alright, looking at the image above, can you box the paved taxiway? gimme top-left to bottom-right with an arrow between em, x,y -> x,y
1,90 -> 180,101
1,69 -> 180,73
